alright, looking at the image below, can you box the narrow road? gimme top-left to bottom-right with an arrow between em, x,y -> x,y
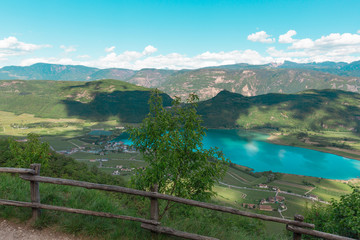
278,206 -> 288,219
75,158 -> 145,162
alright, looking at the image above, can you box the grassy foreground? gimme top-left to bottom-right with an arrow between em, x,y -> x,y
0,173 -> 286,240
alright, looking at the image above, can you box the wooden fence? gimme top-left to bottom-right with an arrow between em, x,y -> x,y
0,164 -> 355,240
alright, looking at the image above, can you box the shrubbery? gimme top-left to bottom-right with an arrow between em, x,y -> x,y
0,134 -> 124,185
305,187 -> 360,239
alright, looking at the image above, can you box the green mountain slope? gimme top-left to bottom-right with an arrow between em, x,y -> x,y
197,89 -> 360,131
88,68 -> 136,81
0,79 -> 172,122
1,79 -> 359,133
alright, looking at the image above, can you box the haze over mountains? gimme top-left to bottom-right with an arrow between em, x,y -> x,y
1,61 -> 360,100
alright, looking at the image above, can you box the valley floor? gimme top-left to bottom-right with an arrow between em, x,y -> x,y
1,109 -> 359,236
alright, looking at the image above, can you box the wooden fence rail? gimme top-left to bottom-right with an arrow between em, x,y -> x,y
0,165 -> 355,240
18,173 -> 315,228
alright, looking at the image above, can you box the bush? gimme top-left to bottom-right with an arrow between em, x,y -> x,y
305,187 -> 360,239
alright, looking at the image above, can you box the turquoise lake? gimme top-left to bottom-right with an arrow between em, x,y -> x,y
114,129 -> 360,180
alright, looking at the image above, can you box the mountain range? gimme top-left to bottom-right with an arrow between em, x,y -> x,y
1,61 -> 360,100
0,79 -> 359,132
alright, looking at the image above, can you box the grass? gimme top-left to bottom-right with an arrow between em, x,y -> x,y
271,181 -> 311,195
227,166 -> 257,182
0,111 -> 86,137
70,151 -> 145,181
0,173 -> 282,240
279,194 -> 312,219
42,136 -> 78,150
0,111 -> 124,143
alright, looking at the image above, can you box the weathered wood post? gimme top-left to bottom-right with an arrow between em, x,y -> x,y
150,184 -> 159,239
30,164 -> 41,221
293,214 -> 304,240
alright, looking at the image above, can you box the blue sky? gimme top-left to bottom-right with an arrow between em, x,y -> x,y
0,0 -> 360,69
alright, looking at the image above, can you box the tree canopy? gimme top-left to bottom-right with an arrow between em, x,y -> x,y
8,133 -> 51,168
128,90 -> 228,217
305,186 -> 360,239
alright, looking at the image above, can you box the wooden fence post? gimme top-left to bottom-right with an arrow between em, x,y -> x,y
293,215 -> 304,240
30,164 -> 41,221
150,184 -> 159,239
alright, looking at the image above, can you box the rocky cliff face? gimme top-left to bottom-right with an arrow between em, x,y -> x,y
159,68 -> 360,100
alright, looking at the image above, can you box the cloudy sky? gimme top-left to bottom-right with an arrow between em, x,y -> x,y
1,0 -> 360,69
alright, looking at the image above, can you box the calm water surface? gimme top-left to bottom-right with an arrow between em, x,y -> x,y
114,129 -> 360,180
203,129 -> 360,180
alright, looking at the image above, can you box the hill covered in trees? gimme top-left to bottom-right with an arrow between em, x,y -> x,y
0,79 -> 172,122
0,79 -> 359,134
197,89 -> 360,132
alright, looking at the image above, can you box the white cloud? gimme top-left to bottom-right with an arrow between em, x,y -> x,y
20,57 -> 85,66
96,45 -> 160,68
268,31 -> 360,63
314,33 -> 360,47
247,31 -> 275,43
60,45 -> 76,53
279,30 -> 297,43
20,47 -> 274,70
105,46 -> 115,52
16,31 -> 360,69
267,47 -> 308,58
97,48 -> 273,69
142,45 -> 157,55
357,30 -> 360,34
290,38 -> 315,49
279,31 -> 360,50
0,36 -> 50,57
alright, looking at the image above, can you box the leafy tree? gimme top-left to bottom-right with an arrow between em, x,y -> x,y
305,187 -> 360,239
8,133 -> 51,168
129,90 -> 228,218
0,139 -> 12,166
331,187 -> 360,238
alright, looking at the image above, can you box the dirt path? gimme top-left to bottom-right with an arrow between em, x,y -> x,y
0,219 -> 86,240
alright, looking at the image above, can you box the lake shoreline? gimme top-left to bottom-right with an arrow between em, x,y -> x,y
208,127 -> 360,161
204,128 -> 360,180
266,133 -> 360,161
